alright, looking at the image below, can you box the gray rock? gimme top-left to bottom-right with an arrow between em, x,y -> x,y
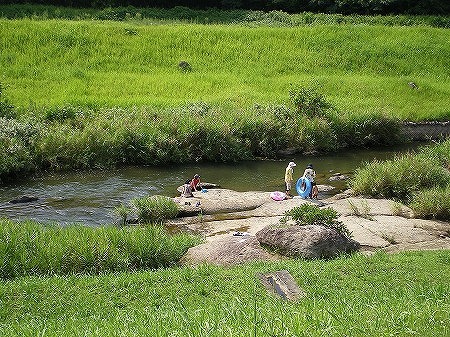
180,235 -> 277,266
256,224 -> 360,259
328,174 -> 350,181
9,195 -> 39,204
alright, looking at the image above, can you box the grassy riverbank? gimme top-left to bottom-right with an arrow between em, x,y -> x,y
0,7 -> 449,182
1,250 -> 449,336
0,218 -> 202,279
351,138 -> 450,219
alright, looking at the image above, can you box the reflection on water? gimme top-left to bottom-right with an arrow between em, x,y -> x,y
0,143 -> 424,226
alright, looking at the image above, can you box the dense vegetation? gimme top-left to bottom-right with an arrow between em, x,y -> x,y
1,4 -> 449,27
2,0 -> 449,15
351,139 -> 450,219
0,218 -> 202,279
1,250 -> 449,336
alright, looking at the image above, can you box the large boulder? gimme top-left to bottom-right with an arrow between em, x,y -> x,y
256,224 -> 360,259
180,235 -> 278,266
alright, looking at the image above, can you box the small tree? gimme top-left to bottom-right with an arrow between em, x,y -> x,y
289,83 -> 331,118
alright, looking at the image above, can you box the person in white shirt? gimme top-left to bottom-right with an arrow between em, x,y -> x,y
303,163 -> 318,199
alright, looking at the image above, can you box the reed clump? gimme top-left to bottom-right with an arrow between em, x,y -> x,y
130,195 -> 179,224
351,139 -> 450,219
0,218 -> 202,279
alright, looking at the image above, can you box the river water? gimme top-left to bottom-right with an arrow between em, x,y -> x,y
0,144 -> 422,226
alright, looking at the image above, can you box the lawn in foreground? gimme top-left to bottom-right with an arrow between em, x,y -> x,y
1,250 -> 449,336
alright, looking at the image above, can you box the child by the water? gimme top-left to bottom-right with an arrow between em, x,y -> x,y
190,174 -> 201,191
303,163 -> 318,199
182,179 -> 194,198
284,161 -> 296,198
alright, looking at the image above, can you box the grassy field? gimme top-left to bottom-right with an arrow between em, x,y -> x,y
0,250 -> 449,336
1,18 -> 449,121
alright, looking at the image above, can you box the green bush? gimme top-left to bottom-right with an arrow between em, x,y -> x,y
289,83 -> 332,119
0,218 -> 202,279
410,185 -> 450,220
0,117 -> 41,182
131,195 -> 180,224
280,203 -> 352,238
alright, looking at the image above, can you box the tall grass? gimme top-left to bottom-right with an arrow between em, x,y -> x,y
130,195 -> 179,224
410,185 -> 450,220
350,139 -> 450,219
0,251 -> 449,336
0,218 -> 202,279
0,19 -> 449,121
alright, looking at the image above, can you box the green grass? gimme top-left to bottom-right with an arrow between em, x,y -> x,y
1,19 -> 449,121
130,195 -> 180,223
410,184 -> 450,220
350,139 -> 450,219
0,218 -> 202,279
0,250 -> 448,336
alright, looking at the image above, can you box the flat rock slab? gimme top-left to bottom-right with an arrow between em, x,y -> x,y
175,189 -> 269,215
180,235 -> 279,266
330,197 -> 413,217
175,189 -> 450,266
383,238 -> 450,252
258,270 -> 306,301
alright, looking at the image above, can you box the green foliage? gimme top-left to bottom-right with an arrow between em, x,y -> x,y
351,139 -> 450,220
410,184 -> 450,220
326,110 -> 401,148
289,83 -> 332,118
0,218 -> 202,279
131,195 -> 180,224
351,139 -> 450,201
0,3 -> 449,19
0,82 -> 15,119
2,250 -> 448,336
114,204 -> 131,226
280,203 -> 352,238
0,117 -> 40,182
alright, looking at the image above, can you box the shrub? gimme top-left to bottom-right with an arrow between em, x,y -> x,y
350,140 -> 450,200
0,118 -> 41,182
131,195 -> 180,224
289,83 -> 332,119
280,203 -> 352,238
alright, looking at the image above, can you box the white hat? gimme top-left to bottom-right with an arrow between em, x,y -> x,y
288,161 -> 296,168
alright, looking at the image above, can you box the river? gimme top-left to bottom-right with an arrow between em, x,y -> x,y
0,144 -> 423,226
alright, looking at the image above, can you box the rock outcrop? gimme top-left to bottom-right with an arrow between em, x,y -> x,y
175,188 -> 450,266
256,224 -> 360,259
